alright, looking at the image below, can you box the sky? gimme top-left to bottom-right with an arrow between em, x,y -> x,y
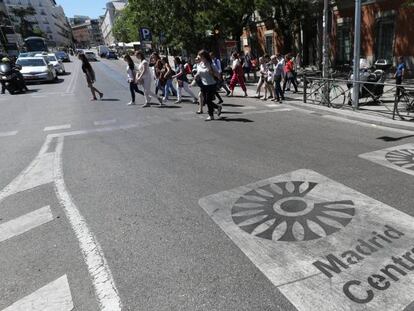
56,0 -> 108,19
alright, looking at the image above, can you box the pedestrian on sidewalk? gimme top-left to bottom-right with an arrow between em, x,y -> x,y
283,54 -> 298,93
79,53 -> 103,101
395,56 -> 406,97
172,56 -> 198,104
194,50 -> 222,121
229,52 -> 248,97
161,57 -> 177,102
134,51 -> 163,107
271,54 -> 285,102
124,54 -> 144,106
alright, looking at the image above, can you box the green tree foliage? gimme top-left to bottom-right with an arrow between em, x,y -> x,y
10,6 -> 36,38
113,0 -> 320,53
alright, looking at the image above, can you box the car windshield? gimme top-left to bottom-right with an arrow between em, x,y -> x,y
56,52 -> 66,57
48,56 -> 57,62
17,59 -> 46,67
86,52 -> 94,55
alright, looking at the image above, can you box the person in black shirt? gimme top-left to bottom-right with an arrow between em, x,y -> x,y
79,53 -> 103,101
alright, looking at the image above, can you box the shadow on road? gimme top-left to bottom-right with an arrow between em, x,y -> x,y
377,135 -> 414,142
99,98 -> 120,102
217,117 -> 254,123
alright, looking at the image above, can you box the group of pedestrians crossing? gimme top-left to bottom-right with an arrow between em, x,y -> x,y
79,49 -> 301,121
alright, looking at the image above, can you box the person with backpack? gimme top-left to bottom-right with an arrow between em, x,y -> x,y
172,56 -> 198,104
229,52 -> 248,97
124,54 -> 144,105
79,53 -> 103,101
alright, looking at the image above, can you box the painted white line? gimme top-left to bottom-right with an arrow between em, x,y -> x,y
239,106 -> 257,110
199,169 -> 414,311
175,111 -> 195,115
2,275 -> 73,311
94,119 -> 117,126
43,124 -> 71,132
0,131 -> 18,137
54,137 -> 122,311
265,104 -> 279,108
359,143 -> 414,177
0,206 -> 53,243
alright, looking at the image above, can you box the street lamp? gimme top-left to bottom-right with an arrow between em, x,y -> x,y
352,0 -> 362,110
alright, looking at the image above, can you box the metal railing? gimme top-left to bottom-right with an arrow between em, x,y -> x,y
302,76 -> 414,121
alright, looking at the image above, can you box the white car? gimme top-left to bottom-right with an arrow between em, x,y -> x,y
36,53 -> 65,75
16,57 -> 57,82
84,51 -> 97,61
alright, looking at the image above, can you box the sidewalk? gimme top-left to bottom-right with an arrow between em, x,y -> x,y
235,83 -> 414,132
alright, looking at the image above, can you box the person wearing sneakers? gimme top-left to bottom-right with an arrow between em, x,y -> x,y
229,52 -> 248,97
172,56 -> 198,104
272,54 -> 285,102
135,51 -> 163,107
124,54 -> 144,106
79,53 -> 103,101
194,50 -> 222,121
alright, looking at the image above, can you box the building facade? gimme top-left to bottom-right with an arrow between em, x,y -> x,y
100,0 -> 126,46
0,0 -> 20,55
4,0 -> 72,48
72,19 -> 104,49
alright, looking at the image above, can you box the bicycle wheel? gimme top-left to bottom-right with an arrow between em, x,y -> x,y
307,81 -> 323,104
329,84 -> 346,108
396,93 -> 414,120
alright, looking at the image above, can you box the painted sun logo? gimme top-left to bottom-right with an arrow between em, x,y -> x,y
385,149 -> 414,171
231,181 -> 355,242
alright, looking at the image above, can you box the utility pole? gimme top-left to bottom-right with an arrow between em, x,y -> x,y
352,0 -> 362,110
322,0 -> 329,79
322,0 -> 330,105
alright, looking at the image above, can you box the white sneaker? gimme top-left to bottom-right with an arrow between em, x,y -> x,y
127,101 -> 136,106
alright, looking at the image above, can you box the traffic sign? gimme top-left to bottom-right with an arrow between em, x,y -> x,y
139,27 -> 152,43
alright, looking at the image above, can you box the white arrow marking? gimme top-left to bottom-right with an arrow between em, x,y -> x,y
2,275 -> 73,311
0,206 -> 53,243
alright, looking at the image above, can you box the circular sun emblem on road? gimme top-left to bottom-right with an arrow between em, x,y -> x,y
231,181 -> 355,242
385,149 -> 414,171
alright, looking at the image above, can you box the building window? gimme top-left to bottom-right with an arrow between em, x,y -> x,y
375,16 -> 395,60
336,22 -> 352,64
265,35 -> 273,55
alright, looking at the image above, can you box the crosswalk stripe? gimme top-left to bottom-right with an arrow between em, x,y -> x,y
94,119 -> 117,126
265,104 -> 279,108
0,206 -> 53,243
2,275 -> 73,311
43,124 -> 71,132
239,106 -> 256,110
0,131 -> 18,137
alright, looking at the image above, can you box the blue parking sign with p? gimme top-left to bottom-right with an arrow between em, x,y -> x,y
140,27 -> 152,42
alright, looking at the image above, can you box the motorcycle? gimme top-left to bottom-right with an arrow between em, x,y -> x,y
347,69 -> 386,105
0,63 -> 27,95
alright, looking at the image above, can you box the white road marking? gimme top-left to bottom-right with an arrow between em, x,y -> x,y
175,111 -> 195,115
199,169 -> 414,311
359,143 -> 414,177
265,104 -> 279,108
0,206 -> 53,243
54,137 -> 122,310
239,106 -> 257,110
65,62 -> 79,94
2,275 -> 73,311
43,124 -> 71,132
0,131 -> 18,137
94,119 -> 117,126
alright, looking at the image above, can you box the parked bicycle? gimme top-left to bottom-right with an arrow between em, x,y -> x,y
394,86 -> 414,120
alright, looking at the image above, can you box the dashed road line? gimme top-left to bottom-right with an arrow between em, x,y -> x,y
0,206 -> 53,243
43,124 -> 71,132
2,275 -> 73,311
0,131 -> 18,137
94,119 -> 117,126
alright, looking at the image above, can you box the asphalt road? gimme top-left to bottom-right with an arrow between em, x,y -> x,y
0,56 -> 414,311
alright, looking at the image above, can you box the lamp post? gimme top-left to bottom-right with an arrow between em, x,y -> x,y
352,0 -> 362,110
322,0 -> 330,105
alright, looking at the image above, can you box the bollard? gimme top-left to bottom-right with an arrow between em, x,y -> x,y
303,76 -> 307,103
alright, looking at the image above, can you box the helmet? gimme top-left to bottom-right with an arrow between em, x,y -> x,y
1,57 -> 10,63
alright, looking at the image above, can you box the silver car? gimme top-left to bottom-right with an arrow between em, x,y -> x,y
16,57 -> 57,82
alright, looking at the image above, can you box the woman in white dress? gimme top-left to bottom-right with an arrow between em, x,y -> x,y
135,51 -> 163,107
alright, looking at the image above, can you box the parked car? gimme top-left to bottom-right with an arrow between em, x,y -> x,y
55,51 -> 70,62
16,57 -> 57,82
84,51 -> 97,61
106,51 -> 118,59
37,53 -> 65,75
98,45 -> 110,57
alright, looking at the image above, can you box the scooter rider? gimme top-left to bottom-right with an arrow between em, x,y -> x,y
1,57 -> 28,94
